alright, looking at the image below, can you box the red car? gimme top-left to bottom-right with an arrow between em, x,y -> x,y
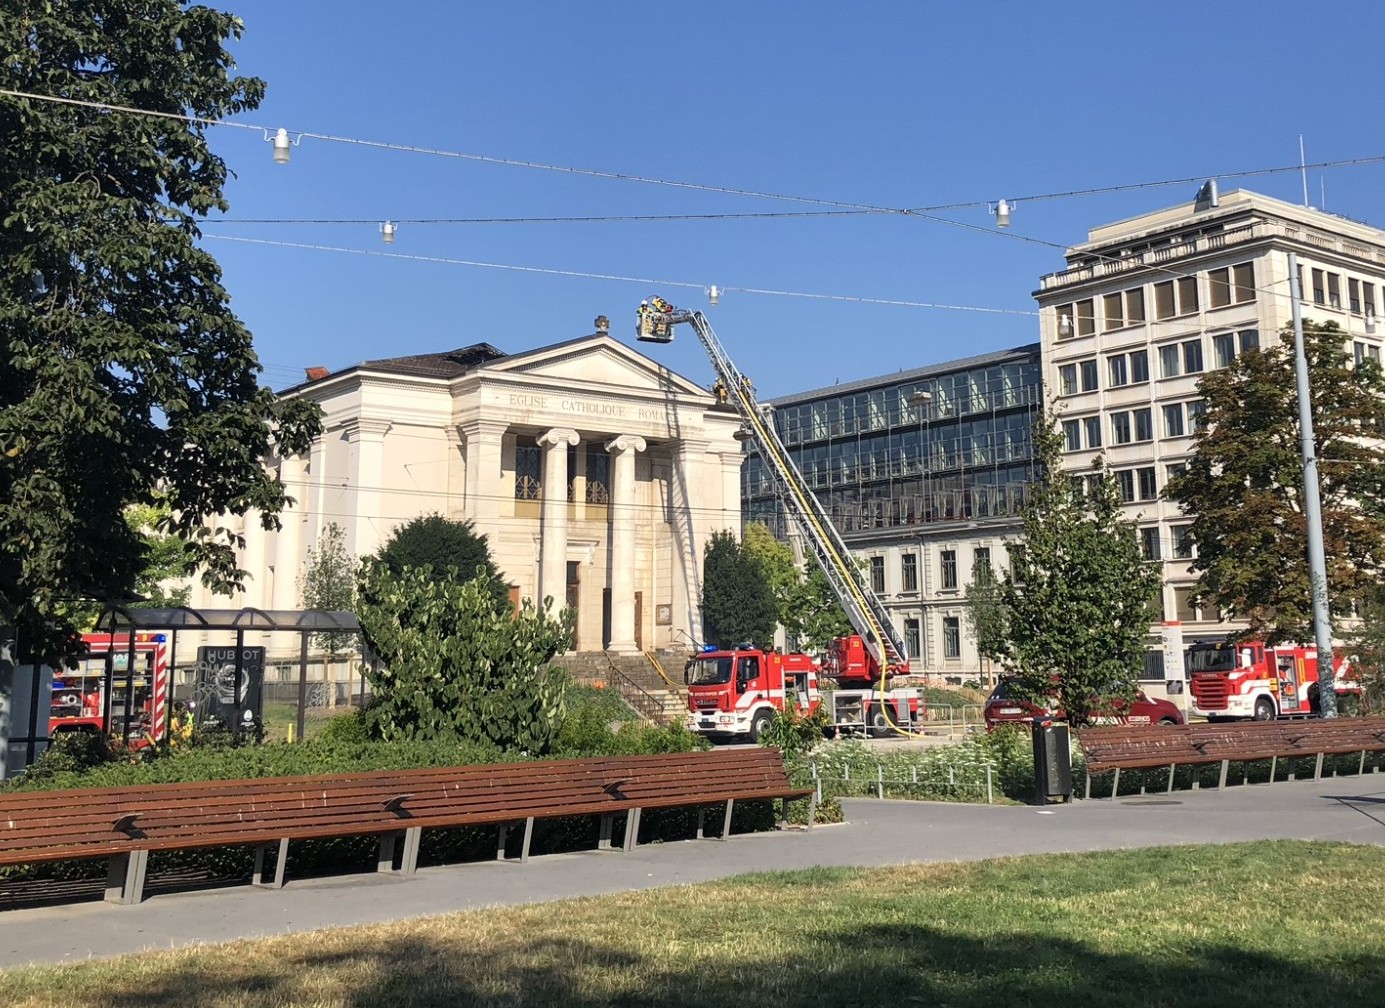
984,679 -> 1184,729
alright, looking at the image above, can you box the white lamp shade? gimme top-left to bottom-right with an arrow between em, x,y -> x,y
272,128 -> 291,164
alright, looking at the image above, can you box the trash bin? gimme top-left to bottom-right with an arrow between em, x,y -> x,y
1031,717 -> 1073,805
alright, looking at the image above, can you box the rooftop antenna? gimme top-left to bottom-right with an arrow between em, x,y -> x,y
1300,134 -> 1309,208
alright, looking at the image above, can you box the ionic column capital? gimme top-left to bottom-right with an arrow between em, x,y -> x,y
538,427 -> 580,450
606,434 -> 647,455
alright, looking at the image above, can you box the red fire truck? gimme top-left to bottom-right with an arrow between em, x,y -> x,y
639,298 -> 923,743
49,632 -> 172,747
1187,640 -> 1358,721
684,640 -> 925,743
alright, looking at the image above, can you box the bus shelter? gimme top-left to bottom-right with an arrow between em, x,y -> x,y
93,606 -> 362,744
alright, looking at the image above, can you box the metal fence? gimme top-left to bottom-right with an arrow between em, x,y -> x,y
806,759 -> 997,804
913,703 -> 987,737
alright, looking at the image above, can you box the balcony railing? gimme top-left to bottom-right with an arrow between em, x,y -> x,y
1039,218 -> 1385,291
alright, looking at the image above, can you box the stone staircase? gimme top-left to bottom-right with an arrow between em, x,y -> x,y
554,648 -> 692,726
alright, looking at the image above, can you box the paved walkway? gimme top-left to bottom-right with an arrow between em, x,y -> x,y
3,774 -> 1383,969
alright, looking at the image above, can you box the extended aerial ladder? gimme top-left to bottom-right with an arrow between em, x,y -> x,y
637,297 -> 910,680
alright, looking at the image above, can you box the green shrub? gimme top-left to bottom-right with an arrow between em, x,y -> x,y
562,683 -> 639,723
760,704 -> 830,760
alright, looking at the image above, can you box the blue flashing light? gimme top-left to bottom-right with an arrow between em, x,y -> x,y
701,644 -> 718,652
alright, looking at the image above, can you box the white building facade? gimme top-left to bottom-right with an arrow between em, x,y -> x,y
1035,187 -> 1385,689
189,323 -> 746,658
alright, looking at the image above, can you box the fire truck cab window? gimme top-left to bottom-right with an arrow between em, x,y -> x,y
738,656 -> 760,684
686,656 -> 733,686
1187,647 -> 1235,673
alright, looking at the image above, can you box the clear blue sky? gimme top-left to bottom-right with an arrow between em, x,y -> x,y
200,1 -> 1385,399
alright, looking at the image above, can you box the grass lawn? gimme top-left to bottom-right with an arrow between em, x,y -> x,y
259,701 -> 336,743
3,841 -> 1383,1007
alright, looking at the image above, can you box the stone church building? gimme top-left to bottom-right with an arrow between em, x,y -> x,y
188,318 -> 746,657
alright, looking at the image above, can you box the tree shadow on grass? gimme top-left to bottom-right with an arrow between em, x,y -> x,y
11,916 -> 1382,1008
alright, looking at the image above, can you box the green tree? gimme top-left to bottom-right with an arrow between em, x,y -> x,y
0,4 -> 322,662
1165,320 -> 1385,643
740,521 -> 849,651
375,514 -> 509,612
701,530 -> 777,649
299,523 -> 359,647
126,500 -> 194,610
356,562 -> 573,752
1343,587 -> 1385,713
742,523 -> 798,628
986,414 -> 1162,727
785,566 -> 852,651
964,554 -> 1008,685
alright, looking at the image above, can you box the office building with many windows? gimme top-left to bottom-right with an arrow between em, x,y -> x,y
1036,186 -> 1385,688
742,344 -> 1041,679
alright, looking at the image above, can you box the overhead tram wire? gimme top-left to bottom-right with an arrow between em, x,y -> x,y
9,87 -> 1378,314
201,234 -> 1040,317
210,210 -> 888,225
5,88 -> 1385,223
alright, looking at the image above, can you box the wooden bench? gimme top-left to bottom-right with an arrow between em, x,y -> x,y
1077,716 -> 1385,799
0,747 -> 814,905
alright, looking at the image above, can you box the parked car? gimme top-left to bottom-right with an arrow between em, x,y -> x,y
984,678 -> 1184,729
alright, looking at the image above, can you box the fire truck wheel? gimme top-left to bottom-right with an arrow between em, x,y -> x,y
749,710 -> 774,743
867,707 -> 891,739
1253,697 -> 1277,721
1158,716 -> 1180,726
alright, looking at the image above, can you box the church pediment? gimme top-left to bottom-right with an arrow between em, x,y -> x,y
476,335 -> 709,400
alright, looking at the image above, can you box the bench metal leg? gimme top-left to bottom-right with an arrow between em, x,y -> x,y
1218,760 -> 1229,791
254,838 -> 290,888
696,806 -> 707,839
1314,752 -> 1325,781
105,849 -> 149,905
1360,750 -> 1368,776
1167,764 -> 1175,794
1270,755 -> 1277,784
806,792 -> 817,829
399,827 -> 422,875
1111,767 -> 1120,800
378,831 -> 400,874
497,818 -> 535,863
720,799 -> 734,840
622,808 -> 642,852
598,813 -> 616,851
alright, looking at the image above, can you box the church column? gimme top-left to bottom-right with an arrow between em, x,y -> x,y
240,507 -> 267,609
606,434 -> 647,653
461,419 -> 507,526
537,428 -> 579,612
272,453 -> 309,611
672,438 -> 708,647
717,448 -> 746,532
345,419 -> 391,558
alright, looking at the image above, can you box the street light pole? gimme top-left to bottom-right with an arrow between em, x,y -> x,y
1287,252 -> 1337,717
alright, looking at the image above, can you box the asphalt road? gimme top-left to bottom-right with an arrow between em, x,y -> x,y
3,772 -> 1383,969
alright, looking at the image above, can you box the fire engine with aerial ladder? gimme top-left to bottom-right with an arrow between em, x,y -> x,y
637,297 -> 926,742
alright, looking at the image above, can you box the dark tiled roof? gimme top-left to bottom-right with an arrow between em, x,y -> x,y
360,342 -> 508,379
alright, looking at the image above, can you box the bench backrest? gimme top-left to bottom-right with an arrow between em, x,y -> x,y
1,747 -> 801,866
1078,716 -> 1385,772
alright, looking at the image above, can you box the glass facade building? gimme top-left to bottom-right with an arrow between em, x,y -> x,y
744,343 -> 1042,541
